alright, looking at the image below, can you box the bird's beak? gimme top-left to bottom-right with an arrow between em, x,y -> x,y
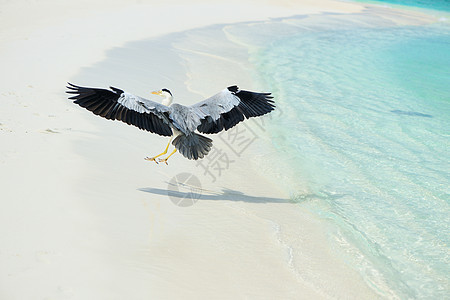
152,90 -> 162,96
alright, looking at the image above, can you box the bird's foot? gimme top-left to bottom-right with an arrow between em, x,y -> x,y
144,157 -> 159,164
158,158 -> 169,165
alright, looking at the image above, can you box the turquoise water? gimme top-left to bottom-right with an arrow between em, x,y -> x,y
352,0 -> 450,12
240,12 -> 450,300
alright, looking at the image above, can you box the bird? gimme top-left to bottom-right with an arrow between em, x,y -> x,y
66,83 -> 275,164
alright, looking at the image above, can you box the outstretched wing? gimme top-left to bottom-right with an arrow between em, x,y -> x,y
66,83 -> 173,136
191,85 -> 275,134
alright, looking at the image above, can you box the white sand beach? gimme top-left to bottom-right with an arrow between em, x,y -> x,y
0,0 -> 438,299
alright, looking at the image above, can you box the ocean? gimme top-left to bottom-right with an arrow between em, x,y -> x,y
226,4 -> 450,299
353,0 -> 450,12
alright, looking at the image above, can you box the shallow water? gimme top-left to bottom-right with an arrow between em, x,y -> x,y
353,0 -> 450,12
227,8 -> 450,299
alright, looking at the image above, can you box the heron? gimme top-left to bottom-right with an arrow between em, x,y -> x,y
66,83 -> 275,164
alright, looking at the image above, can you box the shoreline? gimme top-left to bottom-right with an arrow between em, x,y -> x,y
348,0 -> 450,17
229,5 -> 445,300
0,0 -> 442,298
68,19 -> 379,298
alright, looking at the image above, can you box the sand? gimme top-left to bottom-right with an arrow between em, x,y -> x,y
0,0 -> 428,299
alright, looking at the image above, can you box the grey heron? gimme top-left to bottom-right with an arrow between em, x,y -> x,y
66,83 -> 275,164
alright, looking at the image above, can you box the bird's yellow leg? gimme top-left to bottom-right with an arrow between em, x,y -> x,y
158,149 -> 177,165
144,137 -> 173,164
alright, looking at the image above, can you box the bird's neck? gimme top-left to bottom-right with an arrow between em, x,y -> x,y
162,96 -> 173,106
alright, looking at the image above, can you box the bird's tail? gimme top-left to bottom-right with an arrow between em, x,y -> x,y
172,133 -> 213,160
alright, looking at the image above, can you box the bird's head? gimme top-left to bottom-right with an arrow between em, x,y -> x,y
152,88 -> 173,106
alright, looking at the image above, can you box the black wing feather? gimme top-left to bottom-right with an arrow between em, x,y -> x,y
66,83 -> 172,136
197,87 -> 275,134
